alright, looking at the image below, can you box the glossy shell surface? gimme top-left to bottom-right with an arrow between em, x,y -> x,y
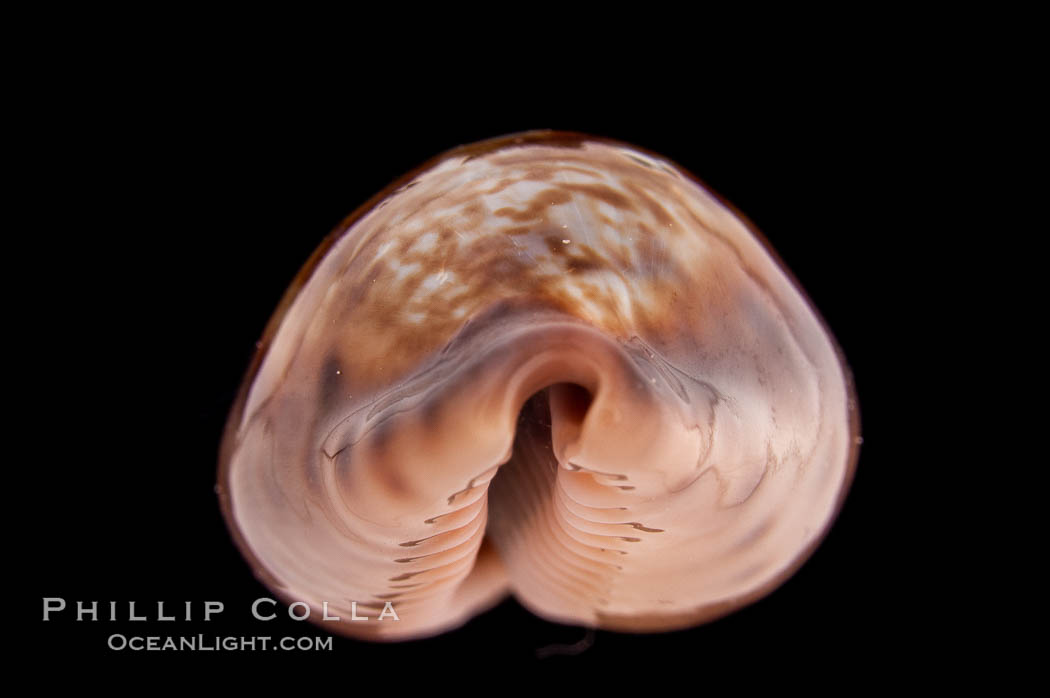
218,132 -> 860,640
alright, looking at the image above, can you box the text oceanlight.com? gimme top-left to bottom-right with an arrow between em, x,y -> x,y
107,634 -> 333,651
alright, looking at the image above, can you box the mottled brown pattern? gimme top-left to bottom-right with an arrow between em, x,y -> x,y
278,139 -> 733,400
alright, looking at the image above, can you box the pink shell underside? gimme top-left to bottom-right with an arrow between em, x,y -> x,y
218,132 -> 859,640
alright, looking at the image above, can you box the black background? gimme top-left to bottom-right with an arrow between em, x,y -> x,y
22,63 -> 947,677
